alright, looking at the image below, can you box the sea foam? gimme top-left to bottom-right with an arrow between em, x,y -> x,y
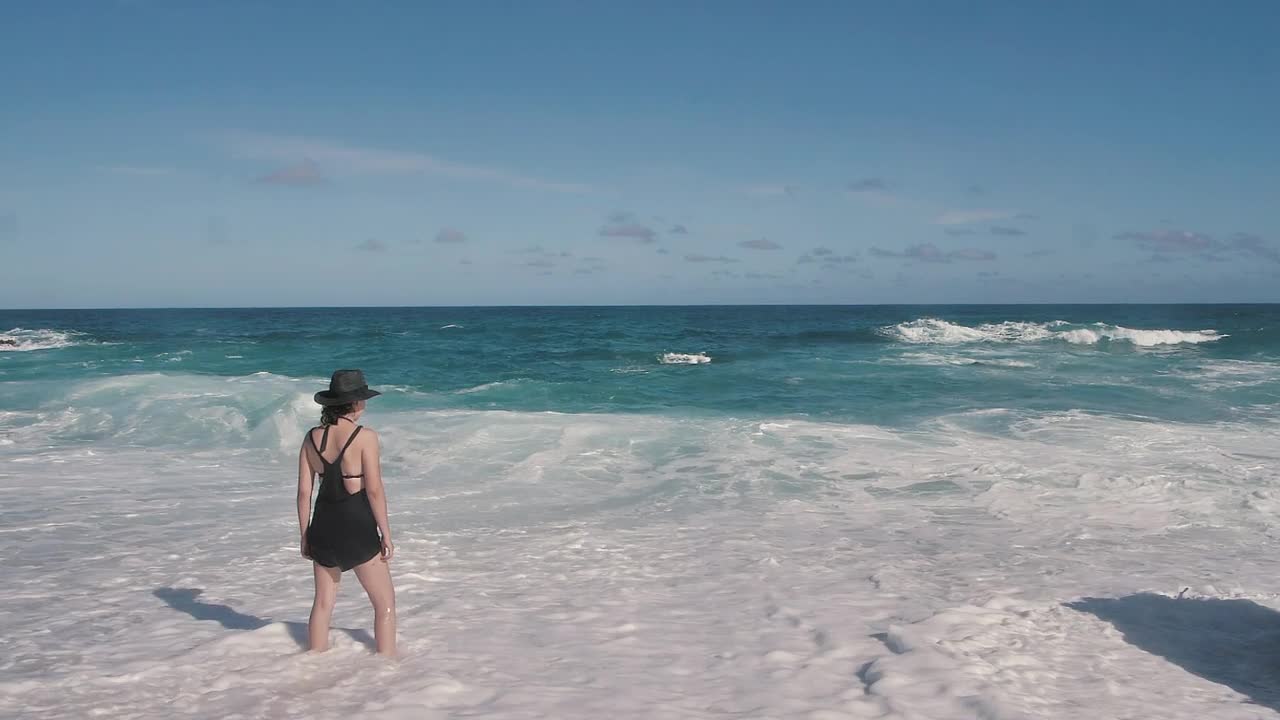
0,327 -> 88,352
885,318 -> 1224,346
2,404 -> 1277,719
659,352 -> 711,364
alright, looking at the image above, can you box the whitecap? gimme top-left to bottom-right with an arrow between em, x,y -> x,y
884,318 -> 1223,346
659,352 -> 711,364
0,327 -> 88,352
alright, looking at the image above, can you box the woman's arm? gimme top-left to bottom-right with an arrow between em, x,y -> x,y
297,441 -> 314,557
363,430 -> 394,559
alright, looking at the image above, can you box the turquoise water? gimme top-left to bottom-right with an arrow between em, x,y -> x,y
3,305 -> 1278,443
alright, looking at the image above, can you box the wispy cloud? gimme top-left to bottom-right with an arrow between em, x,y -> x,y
510,245 -> 571,259
222,132 -> 592,193
685,254 -> 739,263
355,238 -> 388,253
738,238 -> 781,250
944,227 -> 977,236
435,227 -> 467,244
845,178 -> 905,208
669,224 -> 689,235
599,222 -> 659,243
990,226 -> 1028,237
739,184 -> 798,199
798,249 -> 856,266
1118,228 -> 1280,264
847,178 -> 888,192
258,158 -> 326,186
97,165 -> 177,177
1115,229 -> 1215,253
949,248 -> 998,261
1026,248 -> 1055,258
1228,232 -> 1280,263
934,209 -> 1019,226
746,272 -> 783,280
870,243 -> 996,263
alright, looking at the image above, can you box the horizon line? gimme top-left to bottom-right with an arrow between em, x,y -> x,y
4,301 -> 1279,312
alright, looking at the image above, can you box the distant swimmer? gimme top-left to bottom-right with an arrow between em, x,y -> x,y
297,369 -> 397,656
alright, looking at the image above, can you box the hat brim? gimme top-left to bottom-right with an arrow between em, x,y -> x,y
313,387 -> 381,406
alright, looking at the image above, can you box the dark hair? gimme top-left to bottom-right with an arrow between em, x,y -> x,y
320,401 -> 357,426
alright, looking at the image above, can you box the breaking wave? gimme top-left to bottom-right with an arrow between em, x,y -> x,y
0,328 -> 89,352
884,318 -> 1223,347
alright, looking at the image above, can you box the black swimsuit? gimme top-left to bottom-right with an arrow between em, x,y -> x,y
306,422 -> 382,571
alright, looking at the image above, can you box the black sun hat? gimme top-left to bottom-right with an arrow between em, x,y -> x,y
314,369 -> 381,406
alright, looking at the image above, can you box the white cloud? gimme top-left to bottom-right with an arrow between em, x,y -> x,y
220,132 -> 592,193
934,209 -> 1020,226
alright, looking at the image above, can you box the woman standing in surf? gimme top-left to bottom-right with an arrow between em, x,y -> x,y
297,369 -> 397,656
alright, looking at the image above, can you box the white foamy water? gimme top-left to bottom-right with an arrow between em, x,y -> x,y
885,318 -> 1225,346
1173,359 -> 1280,391
0,327 -> 88,352
898,352 -> 1036,369
3,375 -> 1280,719
660,352 -> 712,364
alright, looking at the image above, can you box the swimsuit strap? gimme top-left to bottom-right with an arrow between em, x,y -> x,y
308,420 -> 358,465
309,424 -> 331,455
333,425 -> 363,465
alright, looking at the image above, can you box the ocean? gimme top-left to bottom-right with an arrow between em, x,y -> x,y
2,305 -> 1279,719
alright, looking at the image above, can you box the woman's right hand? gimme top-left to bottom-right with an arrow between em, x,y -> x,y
381,536 -> 394,562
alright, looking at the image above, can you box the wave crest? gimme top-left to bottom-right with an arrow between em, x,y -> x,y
0,328 -> 87,352
660,352 -> 712,364
884,318 -> 1223,346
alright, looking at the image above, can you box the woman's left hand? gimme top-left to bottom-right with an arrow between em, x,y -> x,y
300,535 -> 310,559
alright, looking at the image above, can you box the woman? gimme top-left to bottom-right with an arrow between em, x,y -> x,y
297,369 -> 396,656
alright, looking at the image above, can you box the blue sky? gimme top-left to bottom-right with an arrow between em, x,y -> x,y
1,1 -> 1278,307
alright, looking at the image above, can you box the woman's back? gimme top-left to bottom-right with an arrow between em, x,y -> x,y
305,419 -> 368,496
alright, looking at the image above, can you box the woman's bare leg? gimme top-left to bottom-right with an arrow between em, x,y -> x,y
309,562 -> 341,652
353,556 -> 397,656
